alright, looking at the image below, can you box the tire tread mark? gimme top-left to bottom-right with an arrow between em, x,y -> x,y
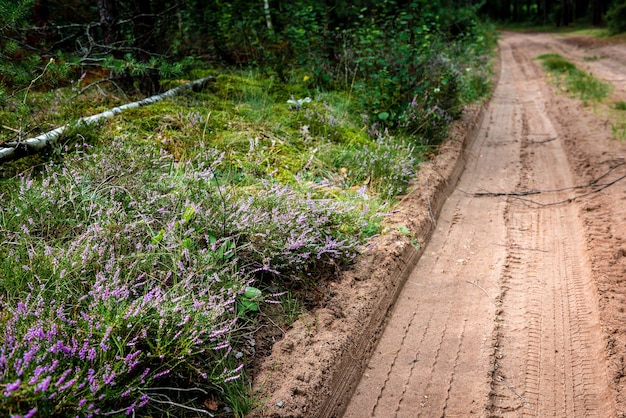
440,318 -> 468,418
394,312 -> 434,416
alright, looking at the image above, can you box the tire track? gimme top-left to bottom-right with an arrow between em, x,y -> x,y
490,35 -> 614,417
344,35 -> 520,418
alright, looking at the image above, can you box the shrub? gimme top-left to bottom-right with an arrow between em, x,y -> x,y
330,129 -> 422,200
606,0 -> 626,35
0,139 -> 367,416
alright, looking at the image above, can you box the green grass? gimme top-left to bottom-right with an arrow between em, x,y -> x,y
614,100 -> 626,111
563,27 -> 611,37
537,53 -> 578,72
536,54 -> 626,141
611,102 -> 626,141
497,22 -> 605,34
536,53 -> 612,104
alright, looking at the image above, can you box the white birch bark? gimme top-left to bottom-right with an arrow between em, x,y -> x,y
0,76 -> 215,163
264,0 -> 273,31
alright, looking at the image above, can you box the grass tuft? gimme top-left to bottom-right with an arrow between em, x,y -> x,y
536,53 -> 612,103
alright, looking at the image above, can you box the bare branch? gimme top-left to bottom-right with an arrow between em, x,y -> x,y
462,162 -> 626,207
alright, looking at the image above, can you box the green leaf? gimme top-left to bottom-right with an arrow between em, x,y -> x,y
182,205 -> 195,223
151,229 -> 165,244
238,299 -> 259,313
397,225 -> 411,235
243,286 -> 262,299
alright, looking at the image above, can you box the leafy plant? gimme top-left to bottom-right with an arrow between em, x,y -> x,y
238,286 -> 263,314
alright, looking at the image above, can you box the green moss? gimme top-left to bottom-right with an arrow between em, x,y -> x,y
340,127 -> 371,147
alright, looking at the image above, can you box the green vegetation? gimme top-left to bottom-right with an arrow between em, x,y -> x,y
606,0 -> 626,35
0,1 -> 496,416
614,100 -> 626,111
537,53 -> 612,104
611,101 -> 626,141
536,54 -> 625,141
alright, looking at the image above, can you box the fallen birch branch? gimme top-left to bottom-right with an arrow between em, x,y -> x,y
0,76 -> 216,163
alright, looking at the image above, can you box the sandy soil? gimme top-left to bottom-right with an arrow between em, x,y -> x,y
249,32 -> 626,417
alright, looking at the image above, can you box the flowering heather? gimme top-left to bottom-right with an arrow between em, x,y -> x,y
346,131 -> 421,200
302,99 -> 343,142
222,181 -> 361,277
0,139 -> 366,416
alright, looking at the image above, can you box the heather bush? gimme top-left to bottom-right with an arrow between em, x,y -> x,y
330,130 -> 423,200
0,137 -> 367,416
222,182 -> 361,278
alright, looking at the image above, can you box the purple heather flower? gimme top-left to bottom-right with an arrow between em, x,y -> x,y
54,368 -> 72,388
138,394 -> 149,408
152,369 -> 170,379
125,402 -> 137,415
102,370 -> 116,386
4,379 -> 21,396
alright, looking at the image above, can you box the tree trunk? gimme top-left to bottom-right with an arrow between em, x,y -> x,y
97,0 -> 118,47
131,0 -> 160,95
264,0 -> 273,32
591,0 -> 605,24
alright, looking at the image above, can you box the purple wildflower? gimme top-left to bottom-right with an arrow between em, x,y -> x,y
4,379 -> 21,396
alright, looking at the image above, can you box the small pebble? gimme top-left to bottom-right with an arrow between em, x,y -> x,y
276,401 -> 284,408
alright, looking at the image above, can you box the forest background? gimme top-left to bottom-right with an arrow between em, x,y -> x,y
0,0 -> 623,417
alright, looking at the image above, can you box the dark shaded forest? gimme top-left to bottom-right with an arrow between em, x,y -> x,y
1,0 -> 623,107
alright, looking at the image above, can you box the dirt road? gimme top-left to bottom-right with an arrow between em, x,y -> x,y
343,32 -> 626,417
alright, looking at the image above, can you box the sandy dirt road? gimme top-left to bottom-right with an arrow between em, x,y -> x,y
343,32 -> 626,417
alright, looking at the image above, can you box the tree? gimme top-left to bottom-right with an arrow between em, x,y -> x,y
97,0 -> 118,46
606,0 -> 626,33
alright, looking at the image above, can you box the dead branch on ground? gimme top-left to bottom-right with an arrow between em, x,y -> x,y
0,76 -> 216,163
462,162 -> 626,207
